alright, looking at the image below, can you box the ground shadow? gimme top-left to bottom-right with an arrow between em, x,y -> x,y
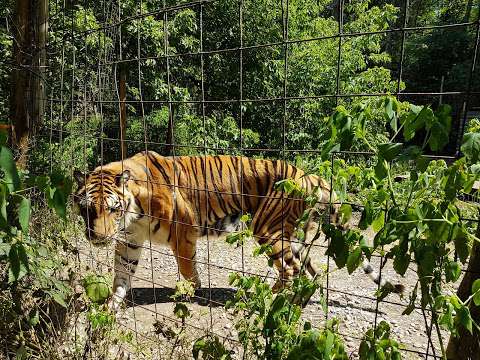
125,287 -> 236,308
126,287 -> 384,315
329,299 -> 386,315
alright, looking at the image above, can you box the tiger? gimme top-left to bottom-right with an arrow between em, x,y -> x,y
73,151 -> 403,310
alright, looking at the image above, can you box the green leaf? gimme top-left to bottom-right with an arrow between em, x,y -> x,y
418,249 -> 436,276
324,331 -> 334,357
52,189 -> 67,219
444,261 -> 461,283
443,164 -> 465,201
402,283 -> 418,315
8,243 -> 29,283
374,159 -> 388,181
454,229 -> 471,264
402,105 -> 428,140
338,204 -> 352,225
378,143 -> 402,162
416,155 -> 431,172
324,224 -> 349,269
28,308 -> 39,326
393,252 -> 410,276
83,274 -> 111,304
429,121 -> 449,151
456,305 -> 473,334
461,132 -> 480,164
18,196 -> 30,232
0,146 -> 20,191
472,279 -> 480,306
0,183 -> 8,227
174,302 -> 191,319
346,247 -> 362,274
0,242 -> 11,256
358,203 -> 373,230
192,338 -> 206,359
48,290 -> 68,308
372,211 -> 385,232
0,130 -> 7,147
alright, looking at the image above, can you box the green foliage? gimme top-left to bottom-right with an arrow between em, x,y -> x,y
461,131 -> 480,164
193,335 -> 233,360
286,320 -> 348,360
225,214 -> 253,247
87,305 -> 116,331
314,96 -> 480,357
83,274 -> 112,304
359,321 -> 402,360
225,273 -> 347,359
0,133 -> 72,289
0,132 -> 76,358
171,280 -> 195,322
37,0 -> 408,170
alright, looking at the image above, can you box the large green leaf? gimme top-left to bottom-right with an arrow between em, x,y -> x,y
346,247 -> 362,274
374,159 -> 388,181
8,243 -> 29,283
461,132 -> 480,164
18,196 -> 30,232
0,183 -> 8,227
378,143 -> 402,162
453,228 -> 471,264
324,225 -> 349,268
429,121 -> 449,151
0,146 -> 20,191
456,305 -> 473,334
358,203 -> 373,230
444,261 -> 461,283
402,105 -> 428,140
472,279 -> 480,307
83,274 -> 111,304
338,204 -> 352,225
0,131 -> 7,147
393,252 -> 410,276
372,211 -> 385,233
52,189 -> 67,219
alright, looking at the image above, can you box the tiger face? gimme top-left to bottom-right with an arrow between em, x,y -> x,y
73,169 -> 135,246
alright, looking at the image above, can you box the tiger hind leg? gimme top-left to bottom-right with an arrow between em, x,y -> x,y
267,235 -> 301,292
292,222 -> 405,295
172,233 -> 201,289
290,217 -> 323,279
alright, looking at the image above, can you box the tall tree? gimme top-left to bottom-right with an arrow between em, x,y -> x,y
9,0 -> 48,167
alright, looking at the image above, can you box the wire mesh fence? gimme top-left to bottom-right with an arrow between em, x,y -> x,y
32,0 -> 480,358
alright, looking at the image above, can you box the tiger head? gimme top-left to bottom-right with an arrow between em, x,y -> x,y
73,168 -> 137,246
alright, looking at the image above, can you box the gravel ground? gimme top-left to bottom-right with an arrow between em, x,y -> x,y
78,215 -> 454,360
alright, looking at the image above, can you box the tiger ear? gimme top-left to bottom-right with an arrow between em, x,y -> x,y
74,170 -> 85,187
116,170 -> 131,187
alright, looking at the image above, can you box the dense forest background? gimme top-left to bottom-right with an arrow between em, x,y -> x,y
0,0 -> 479,171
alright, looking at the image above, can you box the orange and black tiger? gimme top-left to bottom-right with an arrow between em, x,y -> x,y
73,151 -> 402,310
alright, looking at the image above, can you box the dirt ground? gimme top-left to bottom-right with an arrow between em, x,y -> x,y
78,215 -> 454,360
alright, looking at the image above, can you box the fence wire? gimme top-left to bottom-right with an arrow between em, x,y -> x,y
38,0 -> 480,358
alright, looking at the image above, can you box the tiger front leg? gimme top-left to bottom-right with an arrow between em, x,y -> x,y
109,240 -> 143,312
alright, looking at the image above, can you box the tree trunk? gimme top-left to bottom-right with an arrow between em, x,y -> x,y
118,66 -> 127,159
10,0 -> 48,168
10,0 -> 31,168
463,0 -> 473,22
32,0 -> 48,137
446,222 -> 480,359
165,106 -> 175,156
